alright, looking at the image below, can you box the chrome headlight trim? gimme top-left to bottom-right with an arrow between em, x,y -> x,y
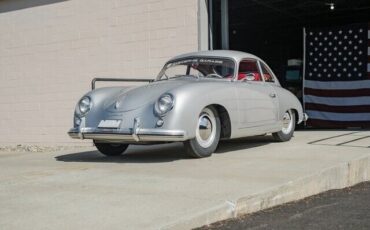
78,96 -> 91,116
74,115 -> 82,127
154,93 -> 174,116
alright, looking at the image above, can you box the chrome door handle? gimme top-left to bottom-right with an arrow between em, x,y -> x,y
269,93 -> 276,98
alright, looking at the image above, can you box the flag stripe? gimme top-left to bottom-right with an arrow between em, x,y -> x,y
305,103 -> 370,113
306,110 -> 370,121
307,119 -> 370,128
304,87 -> 370,97
305,95 -> 370,106
304,80 -> 370,90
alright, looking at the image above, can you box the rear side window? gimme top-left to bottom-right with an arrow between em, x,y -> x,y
238,60 -> 262,81
260,63 -> 275,83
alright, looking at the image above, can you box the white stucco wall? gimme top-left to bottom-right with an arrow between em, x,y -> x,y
0,0 -> 199,146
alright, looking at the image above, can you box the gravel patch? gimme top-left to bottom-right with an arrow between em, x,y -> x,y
0,144 -> 90,153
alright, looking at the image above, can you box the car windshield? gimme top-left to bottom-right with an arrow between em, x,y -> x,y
157,57 -> 235,80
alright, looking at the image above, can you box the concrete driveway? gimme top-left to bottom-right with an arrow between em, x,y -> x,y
0,130 -> 369,229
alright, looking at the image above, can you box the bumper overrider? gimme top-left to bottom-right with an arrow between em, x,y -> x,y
68,118 -> 186,142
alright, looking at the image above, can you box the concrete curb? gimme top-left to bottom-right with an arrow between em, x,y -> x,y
162,155 -> 370,230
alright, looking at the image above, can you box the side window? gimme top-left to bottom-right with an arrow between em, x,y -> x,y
260,63 -> 275,83
238,60 -> 262,81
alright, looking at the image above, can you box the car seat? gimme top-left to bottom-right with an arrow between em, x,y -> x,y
238,61 -> 261,81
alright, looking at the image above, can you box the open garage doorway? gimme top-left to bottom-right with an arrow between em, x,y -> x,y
208,0 -> 370,128
209,0 -> 370,88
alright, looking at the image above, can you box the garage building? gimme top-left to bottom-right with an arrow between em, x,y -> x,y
0,0 -> 369,146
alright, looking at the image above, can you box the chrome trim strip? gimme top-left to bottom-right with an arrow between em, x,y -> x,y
137,129 -> 185,136
68,127 -> 186,142
84,133 -> 134,141
91,77 -> 153,90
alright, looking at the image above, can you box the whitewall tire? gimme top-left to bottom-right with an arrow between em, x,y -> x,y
272,110 -> 296,142
184,107 -> 221,158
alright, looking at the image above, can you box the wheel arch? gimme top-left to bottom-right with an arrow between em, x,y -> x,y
291,108 -> 299,124
208,104 -> 232,139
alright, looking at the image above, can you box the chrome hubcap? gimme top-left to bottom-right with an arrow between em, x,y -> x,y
199,116 -> 212,141
196,108 -> 216,148
281,111 -> 293,134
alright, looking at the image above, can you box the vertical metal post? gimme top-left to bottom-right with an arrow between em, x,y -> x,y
198,0 -> 209,51
221,0 -> 229,50
302,27 -> 307,126
209,0 -> 213,50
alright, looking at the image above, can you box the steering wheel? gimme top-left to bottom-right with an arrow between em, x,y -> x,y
205,73 -> 223,79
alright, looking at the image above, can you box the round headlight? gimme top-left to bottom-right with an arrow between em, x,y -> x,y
78,96 -> 91,115
155,94 -> 174,116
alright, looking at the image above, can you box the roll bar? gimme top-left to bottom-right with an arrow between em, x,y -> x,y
91,78 -> 154,90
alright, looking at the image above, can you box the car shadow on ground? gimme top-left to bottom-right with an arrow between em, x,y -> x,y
55,135 -> 273,163
216,135 -> 273,153
305,130 -> 370,148
55,143 -> 188,163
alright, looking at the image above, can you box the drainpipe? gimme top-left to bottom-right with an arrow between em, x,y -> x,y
209,0 -> 213,50
221,0 -> 229,50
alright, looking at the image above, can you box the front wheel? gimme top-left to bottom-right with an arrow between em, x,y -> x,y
272,110 -> 296,142
94,141 -> 129,156
184,107 -> 221,158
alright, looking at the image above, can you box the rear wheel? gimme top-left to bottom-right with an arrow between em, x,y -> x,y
184,107 -> 221,158
94,141 -> 129,156
272,110 -> 296,142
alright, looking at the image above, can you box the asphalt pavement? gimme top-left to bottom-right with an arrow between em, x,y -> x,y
197,182 -> 370,230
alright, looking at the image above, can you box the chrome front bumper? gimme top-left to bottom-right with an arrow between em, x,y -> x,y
68,127 -> 186,142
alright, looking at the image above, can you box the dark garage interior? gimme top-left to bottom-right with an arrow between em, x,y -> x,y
209,0 -> 370,88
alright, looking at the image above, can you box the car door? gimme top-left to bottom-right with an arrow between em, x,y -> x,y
258,60 -> 280,124
236,59 -> 277,130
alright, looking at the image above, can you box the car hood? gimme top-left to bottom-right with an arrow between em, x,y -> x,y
103,79 -> 192,112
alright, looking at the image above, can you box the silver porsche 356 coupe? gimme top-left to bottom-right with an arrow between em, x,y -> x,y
68,50 -> 306,158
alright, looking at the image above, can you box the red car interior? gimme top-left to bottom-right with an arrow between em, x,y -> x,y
238,61 -> 261,81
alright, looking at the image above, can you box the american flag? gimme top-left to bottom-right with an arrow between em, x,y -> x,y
303,23 -> 370,128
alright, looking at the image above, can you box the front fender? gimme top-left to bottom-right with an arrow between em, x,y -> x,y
161,82 -> 238,139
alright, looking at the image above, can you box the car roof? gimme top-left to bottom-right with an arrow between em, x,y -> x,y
168,50 -> 261,63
